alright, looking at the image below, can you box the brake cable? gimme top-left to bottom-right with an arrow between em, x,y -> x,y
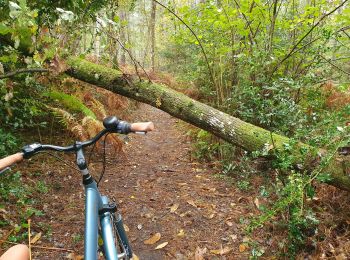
87,141 -> 97,166
97,133 -> 109,186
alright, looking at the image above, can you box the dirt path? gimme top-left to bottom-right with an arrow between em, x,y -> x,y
98,104 -> 255,259
2,104 -> 257,259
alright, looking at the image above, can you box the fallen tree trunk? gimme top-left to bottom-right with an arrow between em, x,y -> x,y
65,57 -> 350,191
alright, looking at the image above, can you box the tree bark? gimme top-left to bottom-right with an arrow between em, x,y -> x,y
65,57 -> 350,191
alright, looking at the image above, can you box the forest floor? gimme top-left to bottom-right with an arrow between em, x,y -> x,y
1,103 -> 350,259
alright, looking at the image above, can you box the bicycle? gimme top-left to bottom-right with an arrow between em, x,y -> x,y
0,116 -> 154,260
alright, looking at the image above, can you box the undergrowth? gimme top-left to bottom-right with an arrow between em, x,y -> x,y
189,83 -> 350,257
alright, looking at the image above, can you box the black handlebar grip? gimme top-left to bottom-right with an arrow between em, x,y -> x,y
22,143 -> 42,159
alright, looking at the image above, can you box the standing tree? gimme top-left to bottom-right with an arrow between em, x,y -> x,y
150,0 -> 157,72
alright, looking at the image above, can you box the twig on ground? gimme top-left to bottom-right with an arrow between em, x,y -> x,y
28,219 -> 32,260
0,229 -> 14,247
0,240 -> 74,252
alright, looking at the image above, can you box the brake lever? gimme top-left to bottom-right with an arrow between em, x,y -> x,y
0,167 -> 11,175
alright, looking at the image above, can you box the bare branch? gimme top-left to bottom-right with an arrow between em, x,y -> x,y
232,0 -> 257,47
0,68 -> 49,79
319,55 -> 350,76
94,19 -> 151,82
270,0 -> 349,76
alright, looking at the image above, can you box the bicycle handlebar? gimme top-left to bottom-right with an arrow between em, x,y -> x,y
0,116 -> 154,171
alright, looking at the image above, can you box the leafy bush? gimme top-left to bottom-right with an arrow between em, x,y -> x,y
0,128 -> 18,157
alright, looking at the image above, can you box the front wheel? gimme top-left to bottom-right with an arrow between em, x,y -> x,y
111,212 -> 133,259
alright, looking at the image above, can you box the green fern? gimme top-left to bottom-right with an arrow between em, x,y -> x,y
44,91 -> 96,119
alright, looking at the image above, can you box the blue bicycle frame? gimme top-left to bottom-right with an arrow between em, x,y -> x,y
77,148 -> 131,260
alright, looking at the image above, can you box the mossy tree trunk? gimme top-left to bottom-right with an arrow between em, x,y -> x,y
65,57 -> 350,191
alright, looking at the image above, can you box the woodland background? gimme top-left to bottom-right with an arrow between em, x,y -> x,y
0,0 -> 350,258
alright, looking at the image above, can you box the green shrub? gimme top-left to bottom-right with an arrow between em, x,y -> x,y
0,128 -> 18,157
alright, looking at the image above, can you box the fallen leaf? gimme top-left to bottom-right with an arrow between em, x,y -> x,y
66,253 -> 84,260
230,234 -> 237,241
254,198 -> 260,209
335,253 -> 347,260
123,224 -> 130,232
177,229 -> 185,237
30,232 -> 42,244
144,233 -> 161,245
155,241 -> 168,249
210,247 -> 232,255
226,221 -> 233,227
242,236 -> 250,243
180,210 -> 191,217
204,213 -> 215,219
187,200 -> 197,208
195,247 -> 207,260
170,203 -> 179,213
145,213 -> 153,218
239,244 -> 246,252
131,253 -> 139,260
238,197 -> 249,203
155,97 -> 162,107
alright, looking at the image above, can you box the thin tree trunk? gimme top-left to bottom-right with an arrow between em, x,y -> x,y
267,0 -> 279,54
119,10 -> 127,65
94,20 -> 100,61
150,1 -> 157,72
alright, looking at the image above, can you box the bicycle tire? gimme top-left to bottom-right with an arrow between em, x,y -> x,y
112,212 -> 133,259
100,212 -> 132,260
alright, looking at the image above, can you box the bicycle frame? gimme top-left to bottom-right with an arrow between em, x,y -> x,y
77,147 -> 130,260
84,178 -> 118,259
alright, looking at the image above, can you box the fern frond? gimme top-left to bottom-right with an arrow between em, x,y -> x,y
44,91 -> 97,119
47,106 -> 87,140
71,125 -> 86,140
47,106 -> 76,127
90,98 -> 107,119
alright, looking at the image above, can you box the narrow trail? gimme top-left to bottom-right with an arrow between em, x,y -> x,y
101,104 -> 253,259
26,104 -> 257,259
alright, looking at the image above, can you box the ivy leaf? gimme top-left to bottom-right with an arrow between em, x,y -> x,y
315,173 -> 332,183
305,184 -> 315,199
9,1 -> 21,11
56,8 -> 74,21
0,24 -> 11,35
14,37 -> 20,49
